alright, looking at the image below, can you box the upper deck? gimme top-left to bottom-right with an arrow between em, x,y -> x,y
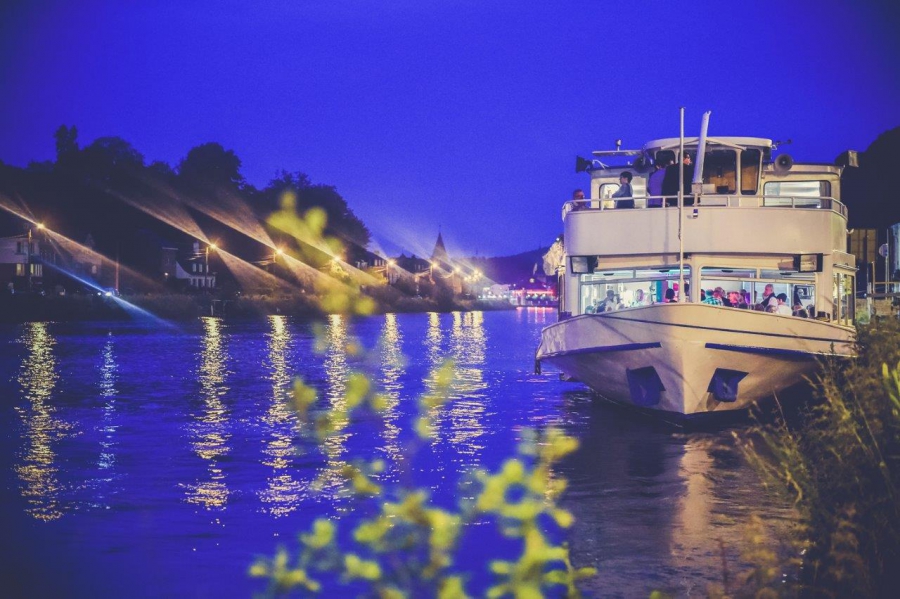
564,195 -> 847,257
568,137 -> 848,257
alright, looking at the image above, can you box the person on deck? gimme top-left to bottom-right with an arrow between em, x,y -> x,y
612,172 -> 634,208
648,158 -> 670,207
662,152 -> 695,206
571,188 -> 587,211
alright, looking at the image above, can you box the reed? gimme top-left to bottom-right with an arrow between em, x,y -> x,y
736,318 -> 900,597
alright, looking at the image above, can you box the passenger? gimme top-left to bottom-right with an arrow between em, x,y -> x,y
612,171 -> 634,208
665,288 -> 677,303
703,289 -> 724,305
700,289 -> 706,302
716,287 -> 731,307
662,152 -> 695,206
776,293 -> 792,315
571,188 -> 587,211
632,289 -> 649,306
792,302 -> 808,317
601,290 -> 618,311
727,291 -> 747,309
757,284 -> 776,310
648,159 -> 670,207
741,289 -> 752,307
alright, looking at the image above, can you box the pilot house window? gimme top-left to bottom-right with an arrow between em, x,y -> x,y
701,150 -> 737,194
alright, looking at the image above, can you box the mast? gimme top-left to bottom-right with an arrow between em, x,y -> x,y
678,108 -> 685,301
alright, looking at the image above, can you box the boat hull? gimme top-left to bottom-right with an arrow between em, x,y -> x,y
536,303 -> 854,415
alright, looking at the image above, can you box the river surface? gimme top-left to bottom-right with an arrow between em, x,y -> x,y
0,309 -> 794,598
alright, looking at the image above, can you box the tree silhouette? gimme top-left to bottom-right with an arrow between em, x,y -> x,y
178,142 -> 244,190
844,126 -> 900,229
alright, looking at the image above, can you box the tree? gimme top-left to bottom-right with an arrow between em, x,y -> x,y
844,126 -> 900,229
177,142 -> 245,189
260,171 -> 372,259
53,125 -> 79,161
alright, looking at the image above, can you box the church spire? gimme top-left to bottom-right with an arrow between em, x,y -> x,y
430,231 -> 450,265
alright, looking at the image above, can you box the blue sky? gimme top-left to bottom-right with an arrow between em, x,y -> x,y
1,0 -> 898,257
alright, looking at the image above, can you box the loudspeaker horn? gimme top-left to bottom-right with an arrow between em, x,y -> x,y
773,153 -> 794,175
632,155 -> 651,173
575,156 -> 593,173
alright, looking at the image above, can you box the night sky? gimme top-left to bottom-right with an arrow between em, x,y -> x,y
1,0 -> 898,257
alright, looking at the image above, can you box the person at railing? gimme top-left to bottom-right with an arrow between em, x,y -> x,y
612,172 -> 634,208
647,158 -> 671,207
571,188 -> 587,211
664,288 -> 677,303
662,152 -> 694,206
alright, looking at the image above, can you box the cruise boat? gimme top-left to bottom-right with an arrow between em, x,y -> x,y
535,116 -> 857,417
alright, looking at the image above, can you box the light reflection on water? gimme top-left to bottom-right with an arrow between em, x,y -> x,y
377,313 -> 404,470
316,313 -> 351,500
446,311 -> 487,460
0,313 -> 797,597
259,315 -> 306,516
97,333 -> 119,473
14,322 -> 66,521
183,317 -> 231,510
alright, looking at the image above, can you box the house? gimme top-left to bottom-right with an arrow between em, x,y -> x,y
161,241 -> 216,290
0,229 -> 52,292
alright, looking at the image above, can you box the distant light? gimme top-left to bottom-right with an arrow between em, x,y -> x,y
105,291 -> 112,297
274,248 -> 284,256
36,223 -> 45,230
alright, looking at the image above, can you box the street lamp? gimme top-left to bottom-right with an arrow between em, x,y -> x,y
386,259 -> 395,284
25,223 -> 45,292
205,242 -> 218,290
206,242 -> 218,270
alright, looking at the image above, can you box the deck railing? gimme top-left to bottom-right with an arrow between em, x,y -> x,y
563,195 -> 847,219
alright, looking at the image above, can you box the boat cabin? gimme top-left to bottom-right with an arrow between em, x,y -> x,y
561,137 -> 856,326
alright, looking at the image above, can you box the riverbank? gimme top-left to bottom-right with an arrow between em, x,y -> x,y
0,292 -> 516,322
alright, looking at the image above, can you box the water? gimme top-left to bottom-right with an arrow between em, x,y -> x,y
0,309 -> 794,597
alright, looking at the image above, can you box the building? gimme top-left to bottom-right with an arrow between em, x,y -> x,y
0,230 -> 48,292
162,241 -> 216,290
509,278 -> 557,307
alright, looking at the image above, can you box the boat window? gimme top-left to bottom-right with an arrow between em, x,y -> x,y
700,266 -> 815,314
582,270 -> 635,281
701,150 -> 737,194
832,272 -> 855,325
740,149 -> 761,195
580,267 -> 690,313
599,181 -> 648,203
599,183 -> 620,199
759,270 -> 815,281
763,181 -> 831,207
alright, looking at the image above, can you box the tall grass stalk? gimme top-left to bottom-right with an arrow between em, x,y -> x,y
737,319 -> 900,597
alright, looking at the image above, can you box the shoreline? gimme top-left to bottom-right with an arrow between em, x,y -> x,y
0,292 -> 518,323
